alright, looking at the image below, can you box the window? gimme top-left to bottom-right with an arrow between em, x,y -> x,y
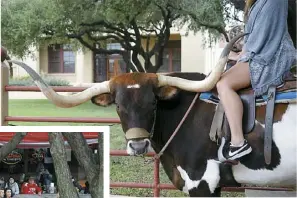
48,44 -> 75,73
158,40 -> 181,73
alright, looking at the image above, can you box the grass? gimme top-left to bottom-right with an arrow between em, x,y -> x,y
8,99 -> 244,197
8,99 -> 117,126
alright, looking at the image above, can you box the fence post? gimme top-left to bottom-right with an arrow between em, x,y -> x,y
153,158 -> 160,197
0,62 -> 9,126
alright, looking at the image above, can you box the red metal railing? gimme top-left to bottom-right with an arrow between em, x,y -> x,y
110,150 -> 294,197
5,116 -> 121,123
3,85 -> 294,197
4,85 -> 121,123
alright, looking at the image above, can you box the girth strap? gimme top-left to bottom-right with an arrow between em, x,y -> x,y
264,86 -> 277,165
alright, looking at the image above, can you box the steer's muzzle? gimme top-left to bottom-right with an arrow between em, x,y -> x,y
127,139 -> 151,156
125,128 -> 152,156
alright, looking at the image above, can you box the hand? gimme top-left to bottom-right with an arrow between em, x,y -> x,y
38,191 -> 42,196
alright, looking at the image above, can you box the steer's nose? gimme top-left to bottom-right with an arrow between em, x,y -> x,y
128,139 -> 150,155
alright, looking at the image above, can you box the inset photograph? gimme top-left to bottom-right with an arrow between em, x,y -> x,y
0,132 -> 103,198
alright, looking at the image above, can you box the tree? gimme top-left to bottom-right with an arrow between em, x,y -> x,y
62,132 -> 103,198
2,0 -> 228,73
48,133 -> 79,198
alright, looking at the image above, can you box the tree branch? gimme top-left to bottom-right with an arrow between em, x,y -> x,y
131,50 -> 145,72
86,32 -> 122,42
0,133 -> 27,161
130,18 -> 142,49
80,20 -> 126,35
69,33 -> 125,55
122,51 -> 136,72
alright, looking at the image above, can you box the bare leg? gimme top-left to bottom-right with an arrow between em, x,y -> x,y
216,62 -> 251,146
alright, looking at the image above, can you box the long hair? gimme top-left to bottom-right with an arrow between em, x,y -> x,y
244,0 -> 257,22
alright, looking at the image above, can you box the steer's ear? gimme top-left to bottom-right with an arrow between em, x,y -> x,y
91,93 -> 114,107
156,86 -> 179,100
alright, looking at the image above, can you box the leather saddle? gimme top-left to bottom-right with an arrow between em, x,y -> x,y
209,66 -> 297,165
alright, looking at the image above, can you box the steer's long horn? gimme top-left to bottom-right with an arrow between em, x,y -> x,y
8,60 -> 110,108
157,33 -> 249,92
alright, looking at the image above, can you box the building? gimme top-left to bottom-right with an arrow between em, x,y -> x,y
11,28 -> 225,85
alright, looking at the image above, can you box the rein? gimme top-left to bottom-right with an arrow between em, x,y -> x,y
147,92 -> 200,162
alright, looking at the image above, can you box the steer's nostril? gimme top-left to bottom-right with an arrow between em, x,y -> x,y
145,140 -> 149,148
129,142 -> 134,149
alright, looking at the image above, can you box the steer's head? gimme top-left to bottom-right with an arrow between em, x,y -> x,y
92,73 -> 180,155
9,33 -> 247,156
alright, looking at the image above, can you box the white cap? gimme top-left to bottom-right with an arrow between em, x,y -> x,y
50,183 -> 54,187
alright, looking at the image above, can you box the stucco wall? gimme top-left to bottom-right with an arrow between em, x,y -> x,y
180,31 -> 207,73
76,49 -> 94,83
39,45 -> 48,74
11,47 -> 40,77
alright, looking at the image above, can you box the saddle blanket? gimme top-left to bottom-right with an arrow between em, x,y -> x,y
200,91 -> 297,106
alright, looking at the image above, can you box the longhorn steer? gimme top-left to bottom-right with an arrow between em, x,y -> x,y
10,33 -> 296,196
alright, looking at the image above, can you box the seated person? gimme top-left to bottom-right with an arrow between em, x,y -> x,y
4,189 -> 12,198
37,167 -> 53,192
0,178 -> 5,189
0,188 -> 4,198
84,181 -> 90,194
5,178 -> 19,196
72,177 -> 83,192
21,176 -> 42,195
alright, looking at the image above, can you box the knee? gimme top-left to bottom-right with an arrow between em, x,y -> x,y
216,79 -> 230,94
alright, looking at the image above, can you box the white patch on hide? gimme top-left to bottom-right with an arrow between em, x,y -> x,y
127,84 -> 140,89
177,159 -> 220,194
232,103 -> 297,186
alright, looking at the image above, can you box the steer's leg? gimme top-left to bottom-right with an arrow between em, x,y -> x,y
211,187 -> 221,197
188,181 -> 221,197
188,180 -> 212,197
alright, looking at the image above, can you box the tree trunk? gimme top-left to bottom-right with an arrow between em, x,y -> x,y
0,133 -> 26,161
98,133 -> 103,197
123,51 -> 137,72
62,132 -> 102,198
48,133 -> 79,198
